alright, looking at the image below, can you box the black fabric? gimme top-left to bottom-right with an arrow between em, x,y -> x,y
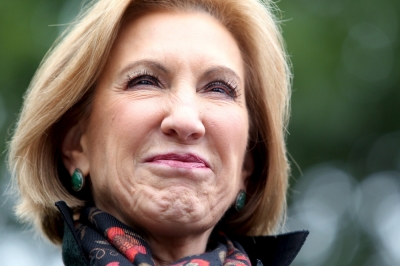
62,222 -> 90,266
56,201 -> 90,266
56,201 -> 308,266
232,232 -> 309,266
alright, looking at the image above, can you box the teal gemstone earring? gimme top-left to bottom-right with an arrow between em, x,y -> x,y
235,190 -> 246,211
71,168 -> 85,192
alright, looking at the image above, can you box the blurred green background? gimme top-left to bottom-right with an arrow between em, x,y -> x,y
0,0 -> 399,265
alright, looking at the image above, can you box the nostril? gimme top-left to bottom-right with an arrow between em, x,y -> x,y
162,127 -> 178,137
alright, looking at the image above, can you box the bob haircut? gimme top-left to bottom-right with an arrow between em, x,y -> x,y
8,0 -> 291,244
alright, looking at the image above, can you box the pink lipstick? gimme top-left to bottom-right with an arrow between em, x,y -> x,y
145,153 -> 209,169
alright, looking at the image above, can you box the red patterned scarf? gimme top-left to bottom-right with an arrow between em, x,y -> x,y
75,207 -> 252,266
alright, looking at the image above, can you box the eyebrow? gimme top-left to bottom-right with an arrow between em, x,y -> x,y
117,59 -> 169,77
201,66 -> 242,84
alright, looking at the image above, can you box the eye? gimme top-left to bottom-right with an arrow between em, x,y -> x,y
203,81 -> 238,99
126,73 -> 161,90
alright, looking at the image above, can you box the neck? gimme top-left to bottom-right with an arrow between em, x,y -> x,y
145,229 -> 213,266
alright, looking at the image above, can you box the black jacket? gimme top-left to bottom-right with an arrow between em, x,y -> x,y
56,201 -> 308,266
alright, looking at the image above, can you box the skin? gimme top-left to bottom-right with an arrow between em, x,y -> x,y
62,10 -> 252,265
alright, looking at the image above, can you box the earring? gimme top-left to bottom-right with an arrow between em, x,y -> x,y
235,190 -> 246,211
71,168 -> 85,192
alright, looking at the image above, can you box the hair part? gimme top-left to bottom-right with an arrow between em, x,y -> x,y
8,0 -> 291,244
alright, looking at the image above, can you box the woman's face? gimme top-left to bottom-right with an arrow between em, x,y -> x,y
73,11 -> 250,237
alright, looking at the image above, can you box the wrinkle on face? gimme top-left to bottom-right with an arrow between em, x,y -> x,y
82,11 -> 249,243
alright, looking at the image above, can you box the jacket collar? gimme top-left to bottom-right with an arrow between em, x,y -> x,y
232,231 -> 309,266
56,201 -> 308,266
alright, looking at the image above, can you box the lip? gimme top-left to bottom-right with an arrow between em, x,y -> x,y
144,153 -> 210,169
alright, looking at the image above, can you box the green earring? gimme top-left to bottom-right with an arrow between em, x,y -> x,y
71,168 -> 85,192
235,190 -> 246,211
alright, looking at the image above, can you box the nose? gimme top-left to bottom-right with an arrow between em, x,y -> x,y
161,96 -> 205,142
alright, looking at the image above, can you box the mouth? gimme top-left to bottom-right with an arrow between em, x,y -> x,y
145,153 -> 210,169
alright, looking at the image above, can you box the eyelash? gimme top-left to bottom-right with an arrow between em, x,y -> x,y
125,70 -> 161,89
202,80 -> 239,99
125,72 -> 239,99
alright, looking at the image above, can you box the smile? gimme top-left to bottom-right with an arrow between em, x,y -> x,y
145,153 -> 209,169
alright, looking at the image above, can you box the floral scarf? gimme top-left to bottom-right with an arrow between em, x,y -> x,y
75,206 -> 252,266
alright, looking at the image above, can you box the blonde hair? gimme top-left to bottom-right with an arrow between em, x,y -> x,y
8,0 -> 291,244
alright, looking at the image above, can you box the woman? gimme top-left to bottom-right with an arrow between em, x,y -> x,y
8,0 -> 308,265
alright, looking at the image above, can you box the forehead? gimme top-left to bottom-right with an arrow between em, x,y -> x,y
104,10 -> 244,79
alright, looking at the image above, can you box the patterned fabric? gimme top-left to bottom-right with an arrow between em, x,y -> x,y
75,207 -> 252,266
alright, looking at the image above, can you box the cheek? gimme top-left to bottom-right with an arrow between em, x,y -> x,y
208,107 -> 249,154
89,97 -> 162,146
206,106 -> 249,189
85,98 -> 162,192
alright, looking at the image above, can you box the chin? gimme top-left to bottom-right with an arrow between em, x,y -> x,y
157,192 -> 209,221
140,191 -> 219,235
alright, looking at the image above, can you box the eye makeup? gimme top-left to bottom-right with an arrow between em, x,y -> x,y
201,78 -> 240,99
115,60 -> 244,101
125,70 -> 163,90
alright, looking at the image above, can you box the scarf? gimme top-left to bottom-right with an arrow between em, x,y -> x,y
74,206 -> 252,266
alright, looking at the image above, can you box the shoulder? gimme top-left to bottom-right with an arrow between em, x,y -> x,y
233,231 -> 309,266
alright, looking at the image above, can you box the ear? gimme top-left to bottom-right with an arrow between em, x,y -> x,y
61,123 -> 90,177
241,151 -> 254,191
